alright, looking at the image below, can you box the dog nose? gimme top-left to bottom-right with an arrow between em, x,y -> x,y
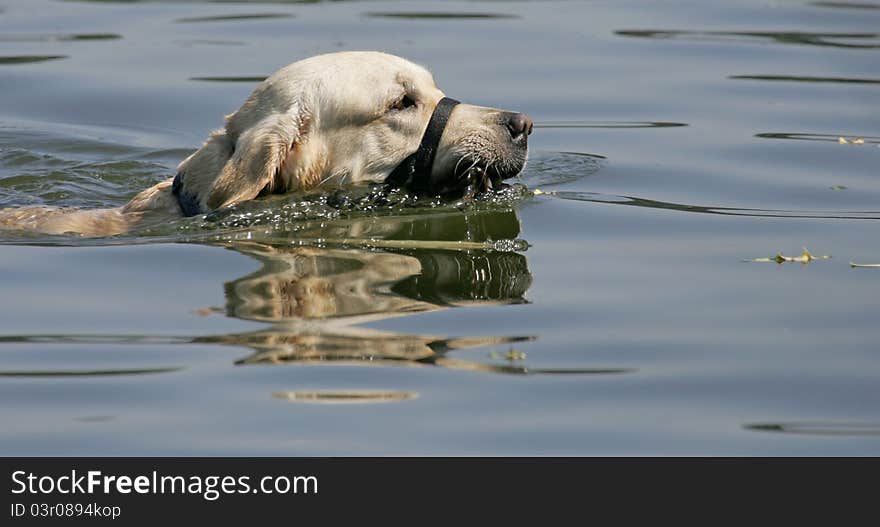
505,113 -> 533,139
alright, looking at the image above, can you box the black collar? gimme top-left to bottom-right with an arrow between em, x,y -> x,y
173,97 -> 461,217
385,97 -> 460,191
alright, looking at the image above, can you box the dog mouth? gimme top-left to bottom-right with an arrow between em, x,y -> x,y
454,163 -> 502,194
446,156 -> 524,197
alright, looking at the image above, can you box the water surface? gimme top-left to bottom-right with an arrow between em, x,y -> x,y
1,0 -> 879,455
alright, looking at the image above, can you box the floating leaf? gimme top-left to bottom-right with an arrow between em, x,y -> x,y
745,247 -> 831,265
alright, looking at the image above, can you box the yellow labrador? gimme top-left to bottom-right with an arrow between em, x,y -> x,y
0,51 -> 532,236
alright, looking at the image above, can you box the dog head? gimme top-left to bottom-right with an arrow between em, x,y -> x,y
174,51 -> 532,212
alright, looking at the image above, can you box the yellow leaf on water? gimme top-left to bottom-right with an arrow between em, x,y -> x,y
745,248 -> 830,265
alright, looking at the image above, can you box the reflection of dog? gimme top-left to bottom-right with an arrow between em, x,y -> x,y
219,206 -> 530,322
0,51 -> 532,236
223,242 -> 532,323
209,234 -> 539,374
224,244 -> 429,322
212,243 -> 631,376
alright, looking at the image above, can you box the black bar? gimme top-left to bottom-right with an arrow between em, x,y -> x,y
1,458 -> 876,524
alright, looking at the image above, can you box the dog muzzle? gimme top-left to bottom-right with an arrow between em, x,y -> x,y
384,97 -> 460,192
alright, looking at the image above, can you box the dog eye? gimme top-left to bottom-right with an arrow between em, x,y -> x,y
390,94 -> 417,112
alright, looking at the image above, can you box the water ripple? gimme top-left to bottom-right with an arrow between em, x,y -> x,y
756,132 -> 880,144
731,74 -> 880,85
365,12 -> 519,20
0,332 -> 623,377
0,55 -> 67,65
175,13 -> 294,23
272,390 -> 419,404
520,151 -> 603,187
0,367 -> 181,377
0,33 -> 120,42
546,190 -> 880,220
535,121 -> 688,129
0,159 -> 171,209
616,29 -> 880,49
745,422 -> 880,436
809,1 -> 880,10
190,76 -> 267,83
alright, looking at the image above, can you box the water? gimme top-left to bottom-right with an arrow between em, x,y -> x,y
1,0 -> 878,455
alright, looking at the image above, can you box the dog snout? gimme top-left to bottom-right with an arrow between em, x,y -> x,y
504,112 -> 533,140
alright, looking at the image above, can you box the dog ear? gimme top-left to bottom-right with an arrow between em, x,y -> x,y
206,110 -> 305,210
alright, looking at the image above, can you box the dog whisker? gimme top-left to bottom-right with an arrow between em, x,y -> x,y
453,155 -> 469,177
318,172 -> 336,186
